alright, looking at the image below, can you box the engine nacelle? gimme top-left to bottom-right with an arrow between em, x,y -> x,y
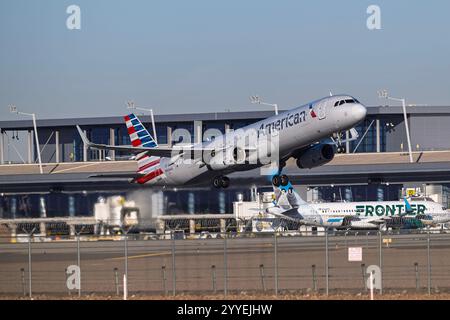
232,147 -> 247,164
206,149 -> 229,170
296,144 -> 335,169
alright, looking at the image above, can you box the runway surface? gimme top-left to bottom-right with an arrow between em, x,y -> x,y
1,233 -> 450,296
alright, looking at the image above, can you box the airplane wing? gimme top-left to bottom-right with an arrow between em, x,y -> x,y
76,125 -> 227,158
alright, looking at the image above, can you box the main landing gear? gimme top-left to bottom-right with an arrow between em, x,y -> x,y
272,174 -> 290,187
213,175 -> 230,189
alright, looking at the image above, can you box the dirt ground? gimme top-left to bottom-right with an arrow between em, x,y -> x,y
2,292 -> 450,300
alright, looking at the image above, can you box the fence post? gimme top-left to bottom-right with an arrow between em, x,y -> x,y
114,268 -> 119,296
211,265 -> 217,294
28,234 -> 32,298
223,234 -> 228,296
366,232 -> 370,250
344,231 -> 348,249
361,263 -> 366,291
414,262 -> 419,292
259,264 -> 266,292
123,274 -> 127,300
171,231 -> 176,296
77,234 -> 81,297
161,266 -> 167,296
311,264 -> 317,292
325,227 -> 329,296
378,230 -> 383,295
20,268 -> 26,296
274,233 -> 278,296
427,227 -> 431,295
124,232 -> 128,288
65,268 -> 70,295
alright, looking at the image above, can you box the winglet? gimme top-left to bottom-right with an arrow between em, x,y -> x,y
76,125 -> 92,147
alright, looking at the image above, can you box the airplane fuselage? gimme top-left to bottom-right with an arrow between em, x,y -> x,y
299,200 -> 449,229
144,95 -> 366,186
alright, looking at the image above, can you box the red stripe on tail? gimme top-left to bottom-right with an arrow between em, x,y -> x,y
138,159 -> 160,172
132,139 -> 141,147
136,168 -> 164,184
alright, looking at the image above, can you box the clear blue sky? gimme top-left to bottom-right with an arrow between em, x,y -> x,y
1,0 -> 449,121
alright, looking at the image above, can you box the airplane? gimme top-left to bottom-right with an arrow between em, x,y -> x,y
76,95 -> 366,188
266,182 -> 450,230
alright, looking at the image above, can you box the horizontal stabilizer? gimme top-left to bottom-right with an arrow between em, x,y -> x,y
88,173 -> 145,179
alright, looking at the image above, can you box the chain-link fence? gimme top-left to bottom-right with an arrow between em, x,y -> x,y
0,229 -> 449,298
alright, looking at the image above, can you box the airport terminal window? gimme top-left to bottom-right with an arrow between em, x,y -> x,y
203,121 -> 226,141
141,123 -> 168,145
228,120 -> 259,130
114,127 -> 132,159
318,185 -> 402,202
90,127 -> 110,145
349,118 -> 384,153
171,123 -> 194,143
156,124 -> 167,145
64,128 -> 84,162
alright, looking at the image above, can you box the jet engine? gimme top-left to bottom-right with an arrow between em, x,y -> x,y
207,149 -> 229,170
232,147 -> 247,164
295,144 -> 335,169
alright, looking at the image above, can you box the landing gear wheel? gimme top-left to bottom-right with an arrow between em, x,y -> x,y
213,176 -> 230,188
213,176 -> 222,189
220,176 -> 230,188
272,175 -> 281,187
280,174 -> 289,186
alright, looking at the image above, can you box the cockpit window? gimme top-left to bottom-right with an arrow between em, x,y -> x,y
334,98 -> 360,106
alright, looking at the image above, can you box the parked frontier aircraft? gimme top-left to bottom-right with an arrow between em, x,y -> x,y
77,95 -> 366,188
267,183 -> 450,230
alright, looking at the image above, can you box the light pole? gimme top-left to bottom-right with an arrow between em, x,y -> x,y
250,95 -> 278,115
9,105 -> 43,174
378,90 -> 413,163
126,101 -> 158,145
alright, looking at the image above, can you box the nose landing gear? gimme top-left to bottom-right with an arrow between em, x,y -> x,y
213,176 -> 230,189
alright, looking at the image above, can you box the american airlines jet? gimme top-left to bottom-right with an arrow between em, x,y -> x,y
77,95 -> 366,188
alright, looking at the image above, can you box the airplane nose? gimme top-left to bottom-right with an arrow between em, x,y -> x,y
352,104 -> 367,122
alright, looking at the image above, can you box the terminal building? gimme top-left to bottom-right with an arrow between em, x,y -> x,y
1,105 -> 450,221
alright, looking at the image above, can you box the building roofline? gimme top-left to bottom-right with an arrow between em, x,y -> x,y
1,106 -> 450,130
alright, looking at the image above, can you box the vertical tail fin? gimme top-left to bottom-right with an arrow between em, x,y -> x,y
123,113 -> 163,183
403,196 -> 413,216
124,113 -> 158,148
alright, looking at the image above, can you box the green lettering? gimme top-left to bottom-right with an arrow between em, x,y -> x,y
417,204 -> 426,215
366,205 -> 374,217
386,205 -> 396,216
356,205 -> 364,216
375,205 -> 385,217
